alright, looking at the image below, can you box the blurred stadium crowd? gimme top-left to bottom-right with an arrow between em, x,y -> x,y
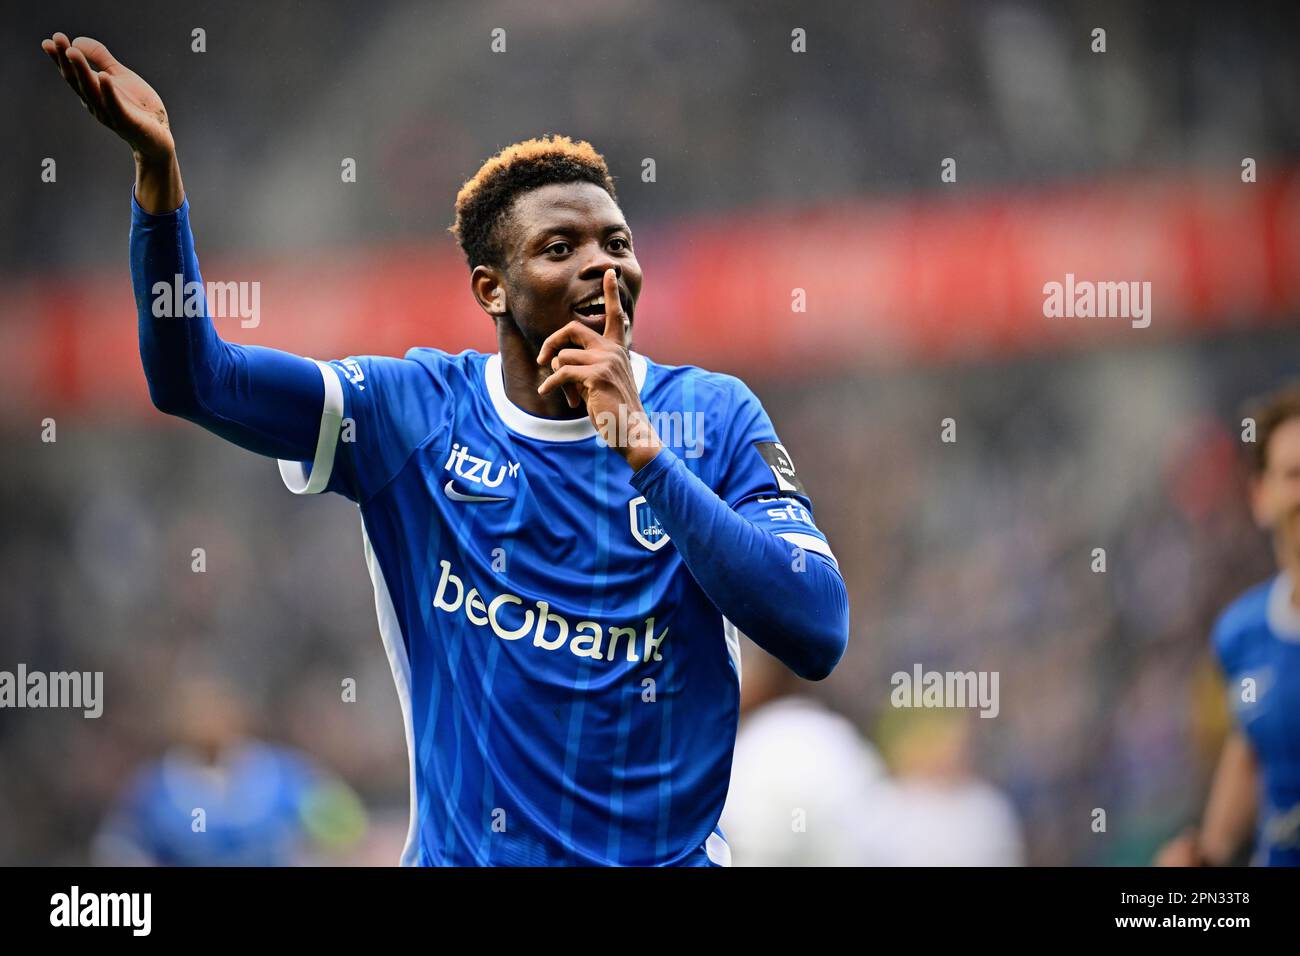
2,0 -> 1299,864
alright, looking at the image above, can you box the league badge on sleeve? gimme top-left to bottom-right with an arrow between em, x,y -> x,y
629,496 -> 671,552
754,441 -> 806,495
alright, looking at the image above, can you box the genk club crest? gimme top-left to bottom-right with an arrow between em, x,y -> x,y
628,496 -> 671,552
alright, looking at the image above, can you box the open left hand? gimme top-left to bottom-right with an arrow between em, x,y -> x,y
536,268 -> 662,471
41,33 -> 175,163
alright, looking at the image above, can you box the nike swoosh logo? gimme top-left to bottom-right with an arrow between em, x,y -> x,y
443,479 -> 509,503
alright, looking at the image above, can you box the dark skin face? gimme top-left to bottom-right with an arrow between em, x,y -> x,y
470,181 -> 642,418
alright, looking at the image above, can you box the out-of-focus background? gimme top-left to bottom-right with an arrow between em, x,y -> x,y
2,0 -> 1299,865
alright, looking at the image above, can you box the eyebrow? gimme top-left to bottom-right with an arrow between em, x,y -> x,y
529,220 -> 632,243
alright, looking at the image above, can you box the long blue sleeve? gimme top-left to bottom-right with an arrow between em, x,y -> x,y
129,189 -> 326,460
628,446 -> 849,680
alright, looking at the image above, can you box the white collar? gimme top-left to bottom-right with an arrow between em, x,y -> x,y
484,350 -> 649,442
1266,571 -> 1300,643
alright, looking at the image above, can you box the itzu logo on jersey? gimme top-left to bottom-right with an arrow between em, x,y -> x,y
444,442 -> 520,487
443,442 -> 520,503
432,560 -> 670,665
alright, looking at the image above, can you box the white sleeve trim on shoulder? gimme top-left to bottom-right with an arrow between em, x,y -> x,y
775,531 -> 839,569
277,359 -> 345,495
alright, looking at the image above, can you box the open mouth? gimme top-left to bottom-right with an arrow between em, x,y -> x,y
572,289 -> 631,320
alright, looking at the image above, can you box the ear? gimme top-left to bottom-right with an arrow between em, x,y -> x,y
471,265 -> 507,317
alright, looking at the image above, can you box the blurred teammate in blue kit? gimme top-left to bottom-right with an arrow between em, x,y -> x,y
1158,387 -> 1300,867
43,33 -> 849,866
94,676 -> 365,866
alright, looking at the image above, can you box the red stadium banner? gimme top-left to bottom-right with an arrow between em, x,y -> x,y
2,171 -> 1298,420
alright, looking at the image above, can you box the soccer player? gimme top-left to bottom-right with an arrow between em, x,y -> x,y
1156,388 -> 1300,867
43,33 -> 850,866
93,675 -> 366,866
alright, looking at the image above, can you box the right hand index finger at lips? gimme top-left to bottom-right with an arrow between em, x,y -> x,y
537,320 -> 597,367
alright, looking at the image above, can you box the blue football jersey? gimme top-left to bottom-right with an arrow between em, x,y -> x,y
276,348 -> 838,866
1212,572 -> 1300,866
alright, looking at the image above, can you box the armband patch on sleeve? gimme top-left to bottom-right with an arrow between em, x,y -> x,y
754,441 -> 806,495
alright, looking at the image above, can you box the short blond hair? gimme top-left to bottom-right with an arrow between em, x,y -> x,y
449,134 -> 618,268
